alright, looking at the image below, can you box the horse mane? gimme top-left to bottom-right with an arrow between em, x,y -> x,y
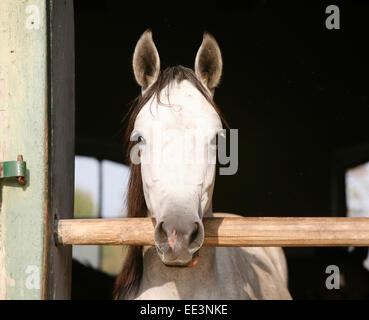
113,65 -> 228,299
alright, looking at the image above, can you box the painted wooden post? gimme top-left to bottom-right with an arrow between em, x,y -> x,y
0,0 -> 74,299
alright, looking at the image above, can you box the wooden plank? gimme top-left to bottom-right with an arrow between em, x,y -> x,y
42,0 -> 74,300
0,0 -> 48,299
56,217 -> 369,247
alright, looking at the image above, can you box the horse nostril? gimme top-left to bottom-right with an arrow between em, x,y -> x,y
188,222 -> 204,252
155,221 -> 168,244
190,223 -> 199,244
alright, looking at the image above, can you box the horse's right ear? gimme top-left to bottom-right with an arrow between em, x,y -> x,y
133,30 -> 160,90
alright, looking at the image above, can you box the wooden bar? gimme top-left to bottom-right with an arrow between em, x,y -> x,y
55,217 -> 369,247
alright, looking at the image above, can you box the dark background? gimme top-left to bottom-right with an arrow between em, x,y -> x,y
72,1 -> 369,299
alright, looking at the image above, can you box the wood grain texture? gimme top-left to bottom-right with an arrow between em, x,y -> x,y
56,216 -> 369,247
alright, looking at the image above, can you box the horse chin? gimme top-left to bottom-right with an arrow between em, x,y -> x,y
158,250 -> 200,268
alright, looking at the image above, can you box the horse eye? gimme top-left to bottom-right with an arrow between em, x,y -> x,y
138,136 -> 145,143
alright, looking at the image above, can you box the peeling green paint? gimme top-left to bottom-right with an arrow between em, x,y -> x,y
0,0 -> 48,300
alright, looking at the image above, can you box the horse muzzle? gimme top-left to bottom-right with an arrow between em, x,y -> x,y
154,213 -> 204,267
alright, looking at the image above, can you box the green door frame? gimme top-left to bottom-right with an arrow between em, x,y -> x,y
0,0 -> 74,299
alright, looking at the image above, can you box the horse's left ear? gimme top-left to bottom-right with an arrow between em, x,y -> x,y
195,32 -> 223,93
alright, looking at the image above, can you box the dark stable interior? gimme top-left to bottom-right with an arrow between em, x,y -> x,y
72,0 -> 369,299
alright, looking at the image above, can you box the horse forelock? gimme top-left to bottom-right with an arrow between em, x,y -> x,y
114,65 -> 228,299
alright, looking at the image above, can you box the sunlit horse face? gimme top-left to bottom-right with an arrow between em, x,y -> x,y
131,30 -> 223,266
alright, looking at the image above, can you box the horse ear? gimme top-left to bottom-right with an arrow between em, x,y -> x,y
195,32 -> 223,92
133,30 -> 160,90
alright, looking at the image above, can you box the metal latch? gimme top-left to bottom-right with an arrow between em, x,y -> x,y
0,155 -> 27,186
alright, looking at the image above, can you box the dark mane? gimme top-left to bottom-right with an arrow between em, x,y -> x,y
113,65 -> 228,299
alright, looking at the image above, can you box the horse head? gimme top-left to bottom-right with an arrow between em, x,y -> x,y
129,30 -> 224,267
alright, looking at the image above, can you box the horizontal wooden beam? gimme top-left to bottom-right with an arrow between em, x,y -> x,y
55,216 -> 369,247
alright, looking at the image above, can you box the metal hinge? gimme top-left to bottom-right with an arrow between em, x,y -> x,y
0,155 -> 27,186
